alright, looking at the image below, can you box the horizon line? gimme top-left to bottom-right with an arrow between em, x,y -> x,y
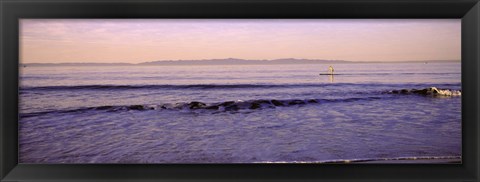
21,58 -> 461,65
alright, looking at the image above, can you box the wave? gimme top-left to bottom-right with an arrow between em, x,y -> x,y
387,87 -> 461,96
20,96 -> 385,118
20,87 -> 462,118
255,156 -> 461,164
20,83 -> 461,91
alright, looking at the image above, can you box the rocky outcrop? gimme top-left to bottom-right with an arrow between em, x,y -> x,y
188,102 -> 207,109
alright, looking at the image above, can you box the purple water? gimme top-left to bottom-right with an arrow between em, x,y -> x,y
19,63 -> 461,163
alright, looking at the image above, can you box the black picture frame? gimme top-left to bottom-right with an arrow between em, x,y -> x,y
1,0 -> 479,181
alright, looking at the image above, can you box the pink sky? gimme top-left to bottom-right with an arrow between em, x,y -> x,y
20,19 -> 460,64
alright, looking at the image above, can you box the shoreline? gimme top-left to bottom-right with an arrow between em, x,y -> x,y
256,156 -> 462,164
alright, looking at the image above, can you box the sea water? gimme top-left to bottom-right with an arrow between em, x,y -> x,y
19,63 -> 462,163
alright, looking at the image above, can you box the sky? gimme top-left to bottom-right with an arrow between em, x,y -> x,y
20,19 -> 461,64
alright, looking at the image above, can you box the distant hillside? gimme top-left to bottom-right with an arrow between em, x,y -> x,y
22,58 -> 460,67
138,58 -> 349,66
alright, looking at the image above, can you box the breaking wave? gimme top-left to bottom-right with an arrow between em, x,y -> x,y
387,87 -> 461,96
20,86 -> 461,118
20,96 -> 384,118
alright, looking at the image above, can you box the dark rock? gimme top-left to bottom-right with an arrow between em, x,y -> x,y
271,100 -> 284,106
307,99 -> 318,103
412,89 -> 428,95
189,101 -> 206,109
128,105 -> 144,110
392,90 -> 399,94
400,89 -> 409,94
255,100 -> 271,104
205,105 -> 219,110
219,101 -> 235,107
249,103 -> 262,109
249,100 -> 271,109
288,100 -> 305,105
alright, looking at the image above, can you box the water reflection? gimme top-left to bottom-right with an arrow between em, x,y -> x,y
319,74 -> 335,83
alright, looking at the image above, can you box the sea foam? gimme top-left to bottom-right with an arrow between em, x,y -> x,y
388,87 -> 461,96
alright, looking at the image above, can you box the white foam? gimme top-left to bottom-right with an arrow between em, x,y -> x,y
430,87 -> 461,96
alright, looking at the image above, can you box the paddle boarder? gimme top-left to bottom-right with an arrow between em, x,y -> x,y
328,65 -> 334,75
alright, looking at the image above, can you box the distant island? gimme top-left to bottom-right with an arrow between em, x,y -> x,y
21,58 -> 460,67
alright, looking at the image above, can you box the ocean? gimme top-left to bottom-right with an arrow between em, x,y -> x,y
19,62 -> 462,163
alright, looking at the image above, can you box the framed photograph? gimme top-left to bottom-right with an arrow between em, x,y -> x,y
1,0 -> 479,181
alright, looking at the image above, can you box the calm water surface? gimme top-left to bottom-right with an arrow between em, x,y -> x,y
19,63 -> 461,163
